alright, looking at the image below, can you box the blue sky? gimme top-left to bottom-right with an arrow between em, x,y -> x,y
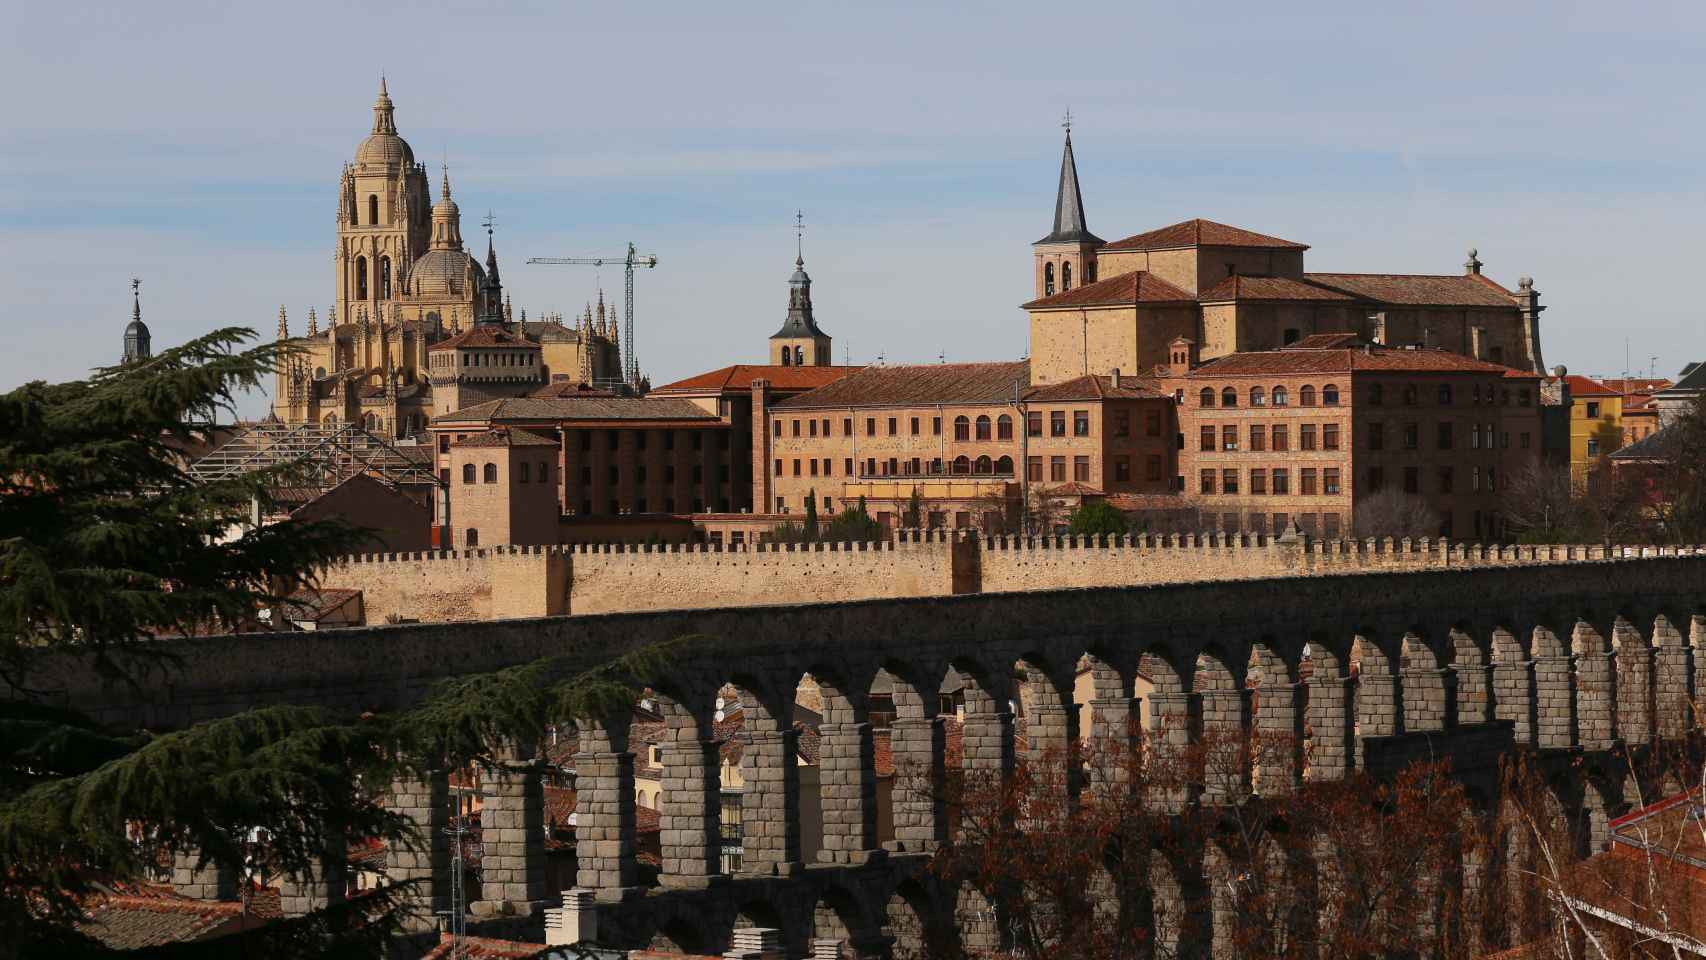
4,1 -> 1704,415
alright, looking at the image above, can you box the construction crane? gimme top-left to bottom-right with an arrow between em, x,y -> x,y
526,243 -> 658,389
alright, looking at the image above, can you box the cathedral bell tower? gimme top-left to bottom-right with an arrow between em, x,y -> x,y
768,212 -> 832,366
334,78 -> 429,332
1032,113 -> 1103,299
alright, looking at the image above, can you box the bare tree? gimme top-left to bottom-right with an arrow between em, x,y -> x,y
1352,489 -> 1441,540
1503,461 -> 1583,543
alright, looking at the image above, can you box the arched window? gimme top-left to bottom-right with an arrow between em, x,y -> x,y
952,455 -> 971,474
519,462 -> 531,483
1199,387 -> 1215,408
974,455 -> 993,474
363,412 -> 379,432
380,257 -> 392,299
975,415 -> 992,441
465,528 -> 479,547
995,455 -> 1014,475
1322,384 -> 1340,406
954,415 -> 970,441
780,346 -> 791,365
1062,262 -> 1072,291
462,463 -> 475,484
355,256 -> 368,300
1272,386 -> 1288,406
1300,385 -> 1317,407
323,413 -> 338,426
1043,263 -> 1055,296
1221,387 -> 1238,408
996,414 -> 1013,440
483,463 -> 498,483
368,195 -> 379,226
1250,386 -> 1266,407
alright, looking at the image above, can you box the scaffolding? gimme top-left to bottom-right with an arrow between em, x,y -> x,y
188,420 -> 442,492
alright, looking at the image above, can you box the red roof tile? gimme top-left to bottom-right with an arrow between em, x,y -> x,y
1564,375 -> 1619,397
426,325 -> 541,352
1304,272 -> 1518,308
451,427 -> 558,448
422,933 -> 552,959
1188,344 -> 1537,378
774,361 -> 1030,409
1599,377 -> 1672,396
1196,275 -> 1354,303
1103,218 -> 1309,252
531,381 -> 618,399
652,364 -> 859,394
75,886 -> 256,950
1024,374 -> 1161,401
1043,481 -> 1104,497
1023,270 -> 1194,309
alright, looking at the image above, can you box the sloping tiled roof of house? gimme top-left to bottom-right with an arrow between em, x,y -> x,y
1304,272 -> 1518,308
1024,374 -> 1162,402
1022,270 -> 1195,309
652,364 -> 859,394
1610,424 -> 1676,461
774,361 -> 1031,409
422,933 -> 557,959
451,427 -> 559,448
1188,344 -> 1539,379
74,885 -> 260,950
1103,218 -> 1309,252
1196,274 -> 1355,303
434,396 -> 719,425
530,380 -> 617,399
1599,377 -> 1672,396
427,325 -> 541,352
1563,375 -> 1619,398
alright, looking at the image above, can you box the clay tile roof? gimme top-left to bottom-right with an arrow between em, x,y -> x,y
1599,377 -> 1671,396
75,886 -> 252,950
773,361 -> 1031,409
1303,272 -> 1518,308
1196,275 -> 1356,303
635,805 -> 661,835
1285,332 -> 1366,350
544,784 -> 576,832
1023,374 -> 1161,402
1564,375 -> 1619,397
451,427 -> 558,448
1103,218 -> 1309,252
1022,270 -> 1194,309
426,325 -> 541,352
1189,345 -> 1532,378
530,381 -> 618,399
1105,492 -> 1196,512
422,933 -> 556,959
1044,481 -> 1104,497
653,364 -> 860,394
434,396 -> 719,425
281,588 -> 362,623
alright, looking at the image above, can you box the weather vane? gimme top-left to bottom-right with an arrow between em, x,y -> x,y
482,210 -> 497,236
794,209 -> 805,259
1062,107 -> 1073,134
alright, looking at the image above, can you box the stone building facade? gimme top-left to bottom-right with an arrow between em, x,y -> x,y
270,81 -> 622,435
446,428 -> 561,549
1164,333 -> 1544,540
1023,131 -> 1548,385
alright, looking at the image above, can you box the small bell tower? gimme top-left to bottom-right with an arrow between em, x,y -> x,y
768,210 -> 833,366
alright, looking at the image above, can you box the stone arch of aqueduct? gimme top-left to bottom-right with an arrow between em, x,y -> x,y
41,551 -> 1706,956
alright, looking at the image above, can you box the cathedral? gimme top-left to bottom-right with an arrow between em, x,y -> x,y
271,80 -> 624,434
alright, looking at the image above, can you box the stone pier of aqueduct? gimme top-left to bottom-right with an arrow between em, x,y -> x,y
47,551 -> 1706,956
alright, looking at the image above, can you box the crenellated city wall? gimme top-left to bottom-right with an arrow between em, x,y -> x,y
319,532 -> 1706,624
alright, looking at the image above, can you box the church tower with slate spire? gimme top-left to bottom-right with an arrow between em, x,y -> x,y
1032,114 -> 1103,299
768,211 -> 832,366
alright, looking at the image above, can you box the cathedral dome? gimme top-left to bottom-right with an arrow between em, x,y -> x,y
356,133 -> 414,168
412,248 -> 483,291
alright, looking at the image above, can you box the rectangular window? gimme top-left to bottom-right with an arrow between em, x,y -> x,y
1073,456 -> 1090,482
843,418 -> 852,436
1301,468 -> 1317,495
822,458 -> 832,475
776,497 -> 785,512
1250,468 -> 1267,495
1051,411 -> 1067,437
1272,512 -> 1289,533
1115,411 -> 1130,437
438,435 -> 449,453
635,464 -> 647,483
1323,513 -> 1342,538
1050,456 -> 1066,482
1301,424 -> 1317,450
1027,456 -> 1042,481
1114,456 -> 1131,482
1147,412 -> 1162,436
1222,469 -> 1239,494
821,418 -> 830,436
1200,469 -> 1216,494
932,416 -> 942,436
1368,467 -> 1384,492
808,419 -> 817,437
1323,468 -> 1341,495
1026,412 -> 1041,437
1249,424 -> 1265,452
1146,455 -> 1163,481
867,457 -> 877,475
1369,422 -> 1384,451
866,418 -> 876,437
792,419 -> 800,437
844,457 -> 853,475
809,459 -> 818,476
1404,466 -> 1420,494
1587,438 -> 1601,456
910,417 -> 920,435
1520,432 -> 1531,449
1200,426 -> 1215,451
1586,401 -> 1601,418
1074,411 -> 1090,437
1402,422 -> 1419,450
1438,466 -> 1453,493
792,459 -> 801,477
1437,422 -> 1453,450
1272,468 -> 1289,495
888,417 -> 898,436
1323,423 -> 1340,451
1271,424 -> 1288,452
1222,425 -> 1238,451
1300,512 -> 1319,535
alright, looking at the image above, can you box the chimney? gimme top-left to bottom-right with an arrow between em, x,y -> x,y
1465,247 -> 1483,275
544,889 -> 598,946
1111,368 -> 1121,389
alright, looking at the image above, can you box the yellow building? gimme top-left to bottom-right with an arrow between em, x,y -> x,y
1564,375 -> 1625,484
271,81 -> 622,435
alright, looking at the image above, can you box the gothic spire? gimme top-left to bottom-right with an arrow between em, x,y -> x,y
277,305 -> 289,340
307,307 -> 318,337
372,77 -> 397,136
1037,116 -> 1101,245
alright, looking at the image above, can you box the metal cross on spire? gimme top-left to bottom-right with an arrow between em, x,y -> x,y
481,210 -> 497,236
1062,107 -> 1073,135
794,209 -> 805,261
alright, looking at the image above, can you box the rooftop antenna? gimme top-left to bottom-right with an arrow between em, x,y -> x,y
939,350 -> 946,364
